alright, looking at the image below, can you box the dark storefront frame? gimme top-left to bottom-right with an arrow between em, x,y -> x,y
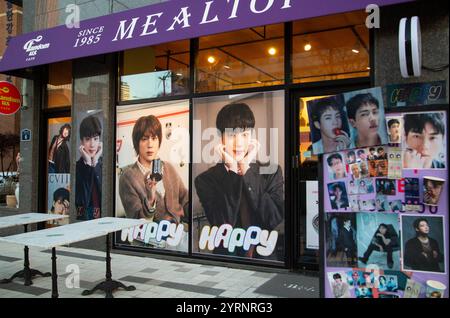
10,17 -> 374,272
107,21 -> 374,271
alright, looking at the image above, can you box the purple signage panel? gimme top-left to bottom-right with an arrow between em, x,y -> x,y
0,0 -> 413,72
322,108 -> 449,299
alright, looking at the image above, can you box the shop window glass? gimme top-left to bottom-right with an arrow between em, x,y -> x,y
292,12 -> 370,84
197,24 -> 284,93
119,40 -> 190,101
192,90 -> 285,262
115,99 -> 190,254
47,60 -> 72,108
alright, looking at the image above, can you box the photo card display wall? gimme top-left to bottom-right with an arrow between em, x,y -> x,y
321,101 -> 449,299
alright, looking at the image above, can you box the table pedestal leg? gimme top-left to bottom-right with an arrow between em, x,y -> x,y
82,234 -> 135,298
51,247 -> 58,299
0,225 -> 51,286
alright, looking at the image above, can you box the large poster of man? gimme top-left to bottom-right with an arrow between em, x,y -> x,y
75,111 -> 103,220
356,213 -> 401,271
193,90 -> 285,261
116,100 -> 189,253
47,118 -> 71,225
402,111 -> 447,169
307,87 -> 388,155
401,215 -> 446,273
344,87 -> 389,149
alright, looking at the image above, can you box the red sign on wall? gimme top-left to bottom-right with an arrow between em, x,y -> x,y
0,81 -> 21,115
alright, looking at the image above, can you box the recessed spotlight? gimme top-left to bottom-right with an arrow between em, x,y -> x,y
224,65 -> 231,70
304,43 -> 312,51
352,49 -> 360,54
366,67 -> 371,70
268,47 -> 277,56
207,56 -> 216,64
256,80 -> 263,84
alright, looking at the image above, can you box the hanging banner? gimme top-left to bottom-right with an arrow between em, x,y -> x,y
75,111 -> 104,220
47,118 -> 71,225
0,81 -> 21,115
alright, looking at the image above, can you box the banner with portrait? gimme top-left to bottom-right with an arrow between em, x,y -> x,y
115,100 -> 190,253
75,110 -> 104,220
46,117 -> 71,225
192,90 -> 285,262
322,105 -> 448,299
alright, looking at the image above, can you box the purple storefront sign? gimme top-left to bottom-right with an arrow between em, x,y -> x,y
0,0 -> 412,72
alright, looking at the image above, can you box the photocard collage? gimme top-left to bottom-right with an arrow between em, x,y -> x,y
311,87 -> 449,299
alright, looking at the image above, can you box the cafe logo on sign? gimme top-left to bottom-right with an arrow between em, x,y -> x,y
0,81 -> 21,115
23,35 -> 50,58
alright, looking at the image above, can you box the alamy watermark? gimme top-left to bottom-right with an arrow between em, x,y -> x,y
65,4 -> 80,29
366,4 -> 380,29
65,264 -> 80,289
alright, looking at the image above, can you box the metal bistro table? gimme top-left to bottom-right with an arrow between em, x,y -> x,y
0,217 -> 149,298
0,213 -> 68,286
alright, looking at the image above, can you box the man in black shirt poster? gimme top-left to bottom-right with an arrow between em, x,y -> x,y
195,103 -> 284,260
359,223 -> 399,269
404,218 -> 444,272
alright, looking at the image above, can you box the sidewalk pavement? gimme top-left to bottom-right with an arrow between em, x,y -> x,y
0,242 -> 317,298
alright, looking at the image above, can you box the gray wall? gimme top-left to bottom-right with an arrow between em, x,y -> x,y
374,1 -> 449,100
23,0 -> 170,33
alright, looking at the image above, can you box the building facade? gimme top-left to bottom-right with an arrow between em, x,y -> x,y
0,0 -> 448,283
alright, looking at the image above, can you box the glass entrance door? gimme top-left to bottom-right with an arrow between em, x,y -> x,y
295,95 -> 327,271
292,83 -> 370,271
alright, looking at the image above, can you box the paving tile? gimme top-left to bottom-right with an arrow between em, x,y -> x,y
118,275 -> 151,284
217,290 -> 243,298
141,267 -> 158,274
0,282 -> 50,296
200,270 -> 220,276
119,275 -> 164,286
159,281 -> 225,296
197,281 -> 218,288
174,267 -> 192,273
41,250 -> 105,262
0,242 -> 318,299
0,255 -> 21,263
251,271 -> 275,278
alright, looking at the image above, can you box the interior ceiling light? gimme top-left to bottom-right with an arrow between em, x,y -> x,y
268,47 -> 277,56
352,48 -> 360,54
207,56 -> 216,64
304,43 -> 312,51
224,65 -> 231,69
